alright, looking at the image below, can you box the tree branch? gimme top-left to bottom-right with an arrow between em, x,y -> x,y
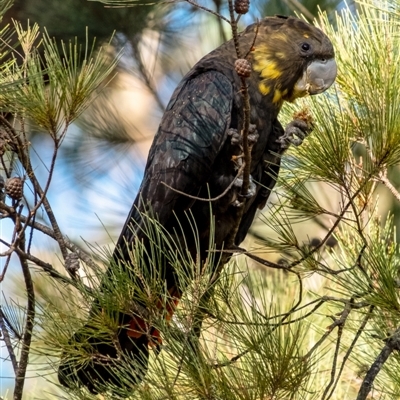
185,0 -> 230,24
356,326 -> 400,400
13,227 -> 35,400
378,169 -> 400,202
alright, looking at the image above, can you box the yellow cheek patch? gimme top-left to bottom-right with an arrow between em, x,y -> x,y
260,62 -> 282,80
303,33 -> 309,38
273,89 -> 282,103
259,81 -> 271,95
253,57 -> 282,80
252,56 -> 268,72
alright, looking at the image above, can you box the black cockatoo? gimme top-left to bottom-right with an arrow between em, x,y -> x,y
59,15 -> 337,393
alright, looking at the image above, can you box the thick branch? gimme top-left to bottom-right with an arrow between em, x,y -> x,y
356,327 -> 400,400
13,238 -> 35,400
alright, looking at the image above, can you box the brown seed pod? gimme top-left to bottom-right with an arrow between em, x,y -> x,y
292,107 -> 315,132
234,58 -> 252,78
5,177 -> 23,200
234,0 -> 250,14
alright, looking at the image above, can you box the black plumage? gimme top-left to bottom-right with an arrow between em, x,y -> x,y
59,15 -> 336,392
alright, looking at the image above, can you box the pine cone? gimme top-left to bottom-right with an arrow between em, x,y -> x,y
234,0 -> 249,14
5,177 -> 23,200
235,58 -> 252,78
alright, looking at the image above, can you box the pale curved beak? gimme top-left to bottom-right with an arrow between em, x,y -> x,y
306,58 -> 337,95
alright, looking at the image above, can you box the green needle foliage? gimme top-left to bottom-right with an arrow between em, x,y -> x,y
1,22 -> 119,139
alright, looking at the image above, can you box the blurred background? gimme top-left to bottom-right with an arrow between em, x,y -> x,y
0,0 -> 356,396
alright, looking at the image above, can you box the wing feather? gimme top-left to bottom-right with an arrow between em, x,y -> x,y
115,70 -> 234,255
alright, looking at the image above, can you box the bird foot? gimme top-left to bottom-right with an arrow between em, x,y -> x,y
228,124 -> 259,147
232,174 -> 257,207
277,118 -> 314,149
247,124 -> 259,146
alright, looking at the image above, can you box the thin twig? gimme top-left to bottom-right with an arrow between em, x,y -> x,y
207,299 -> 325,328
322,300 -> 352,400
0,206 -> 20,281
228,0 -> 240,58
305,301 -> 352,361
14,247 -> 93,292
312,244 -> 367,277
0,307 -> 18,372
378,170 -> 400,202
244,20 -> 260,59
161,163 -> 245,202
277,271 -> 303,325
343,179 -> 368,247
1,202 -> 98,271
1,154 -> 11,178
27,189 -> 38,254
185,0 -> 231,24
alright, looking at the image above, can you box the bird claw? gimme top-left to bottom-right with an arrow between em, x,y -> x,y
247,124 -> 259,146
277,118 -> 314,149
233,174 -> 257,201
228,124 -> 259,147
232,199 -> 243,207
230,174 -> 257,207
228,128 -> 241,146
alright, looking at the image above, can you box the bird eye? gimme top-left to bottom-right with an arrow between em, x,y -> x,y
301,43 -> 310,51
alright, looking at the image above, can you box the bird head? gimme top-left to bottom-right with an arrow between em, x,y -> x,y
248,16 -> 337,104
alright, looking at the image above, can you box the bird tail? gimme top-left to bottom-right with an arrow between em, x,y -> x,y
58,313 -> 150,393
58,295 -> 180,393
